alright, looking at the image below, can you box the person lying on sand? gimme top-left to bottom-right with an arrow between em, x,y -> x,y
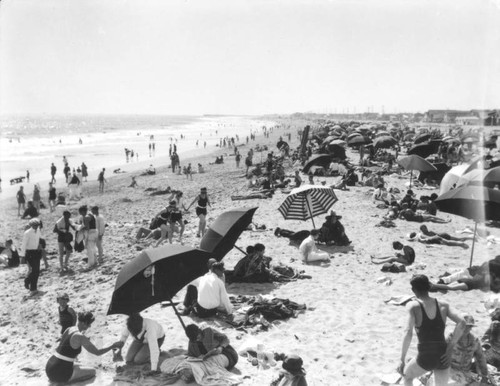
135,227 -> 162,241
419,225 -> 475,242
274,228 -> 310,243
407,232 -> 469,249
371,241 -> 415,265
399,204 -> 450,224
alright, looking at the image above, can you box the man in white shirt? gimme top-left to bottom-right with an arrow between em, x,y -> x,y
21,218 -> 42,296
91,206 -> 105,264
115,313 -> 165,372
195,262 -> 232,318
298,229 -> 332,264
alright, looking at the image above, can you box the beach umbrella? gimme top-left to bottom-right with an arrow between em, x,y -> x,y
278,185 -> 338,228
439,164 -> 470,194
330,139 -> 346,147
347,132 -> 363,140
108,245 -> 212,327
326,144 -> 347,159
323,135 -> 337,143
462,137 -> 478,144
484,139 -> 498,149
302,154 -> 337,174
375,131 -> 391,138
436,186 -> 500,267
347,136 -> 372,146
407,142 -> 440,158
417,162 -> 451,185
374,136 -> 397,149
404,133 -> 415,141
443,136 -> 461,145
398,155 -> 437,189
200,207 -> 258,261
457,167 -> 500,188
414,133 -> 432,144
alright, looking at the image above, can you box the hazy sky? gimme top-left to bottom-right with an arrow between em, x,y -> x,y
1,0 -> 499,115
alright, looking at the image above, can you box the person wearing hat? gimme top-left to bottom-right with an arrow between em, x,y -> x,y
398,274 -> 466,386
447,315 -> 491,385
271,354 -> 308,386
187,187 -> 211,237
318,211 -> 351,246
56,293 -> 77,335
46,311 -> 122,383
21,218 -> 42,296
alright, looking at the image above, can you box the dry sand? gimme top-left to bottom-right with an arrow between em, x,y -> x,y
1,117 -> 499,386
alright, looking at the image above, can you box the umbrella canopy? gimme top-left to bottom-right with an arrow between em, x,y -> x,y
347,132 -> 363,140
462,137 -> 479,144
435,186 -> 500,267
398,155 -> 438,172
347,135 -> 372,146
457,167 -> 500,188
417,162 -> 451,184
439,164 -> 470,194
374,136 -> 398,149
108,245 -> 212,315
322,135 -> 337,143
404,133 -> 415,141
200,207 -> 258,261
484,139 -> 498,149
326,144 -> 347,159
443,136 -> 461,145
414,133 -> 432,144
278,185 -> 338,228
375,131 -> 391,137
303,154 -> 336,173
407,142 -> 440,158
330,139 -> 346,147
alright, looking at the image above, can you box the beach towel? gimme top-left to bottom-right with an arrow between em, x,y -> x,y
160,355 -> 242,386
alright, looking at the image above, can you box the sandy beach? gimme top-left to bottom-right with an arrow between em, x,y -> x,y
0,115 -> 499,386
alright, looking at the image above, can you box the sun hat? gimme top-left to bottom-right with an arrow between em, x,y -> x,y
464,314 -> 476,326
328,210 -> 342,219
282,354 -> 305,376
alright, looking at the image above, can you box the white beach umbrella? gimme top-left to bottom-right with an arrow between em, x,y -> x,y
278,185 -> 338,228
439,164 -> 470,194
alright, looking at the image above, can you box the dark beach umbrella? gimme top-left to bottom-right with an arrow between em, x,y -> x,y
326,144 -> 347,159
375,131 -> 391,138
436,186 -> 500,267
417,162 -> 451,185
330,139 -> 346,147
484,139 -> 498,149
323,135 -> 337,143
108,245 -> 212,326
404,133 -> 415,141
414,133 -> 432,144
347,136 -> 372,147
276,140 -> 288,150
374,136 -> 397,149
200,207 -> 258,261
347,132 -> 363,140
398,155 -> 437,188
408,142 -> 440,158
302,154 -> 335,173
278,185 -> 338,228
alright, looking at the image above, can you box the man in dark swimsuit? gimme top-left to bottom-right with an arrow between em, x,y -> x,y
419,225 -> 475,242
399,275 -> 465,386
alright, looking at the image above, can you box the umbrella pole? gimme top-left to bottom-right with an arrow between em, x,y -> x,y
469,222 -> 478,268
305,194 -> 316,229
410,170 -> 413,189
169,298 -> 187,331
235,245 -> 247,255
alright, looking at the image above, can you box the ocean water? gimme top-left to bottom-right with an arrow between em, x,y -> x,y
0,114 -> 272,196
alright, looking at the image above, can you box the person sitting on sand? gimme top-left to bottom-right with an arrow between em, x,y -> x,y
407,232 -> 469,249
154,202 -> 182,246
129,176 -> 138,188
57,292 -> 77,335
398,275 -> 465,386
299,229 -> 332,263
115,313 -> 165,373
371,241 -> 415,265
0,239 -> 19,268
318,211 -> 351,246
419,225 -> 474,242
400,189 -> 417,210
482,314 -> 500,370
21,200 -> 39,219
198,163 -> 205,174
135,227 -> 162,241
446,315 -> 491,385
182,323 -> 238,381
45,311 -> 122,384
192,262 -> 232,317
271,354 -> 308,386
399,204 -> 450,224
146,164 -> 156,175
274,228 -> 310,243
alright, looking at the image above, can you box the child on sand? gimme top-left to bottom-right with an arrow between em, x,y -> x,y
57,293 -> 77,335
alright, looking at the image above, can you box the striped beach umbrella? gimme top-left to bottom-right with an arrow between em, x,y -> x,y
278,185 -> 338,228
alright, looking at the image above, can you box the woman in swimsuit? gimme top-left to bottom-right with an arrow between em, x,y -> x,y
187,187 -> 211,237
399,275 -> 465,386
46,311 -> 122,384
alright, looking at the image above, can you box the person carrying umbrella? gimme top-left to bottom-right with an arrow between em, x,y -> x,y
46,311 -> 123,384
115,313 -> 165,373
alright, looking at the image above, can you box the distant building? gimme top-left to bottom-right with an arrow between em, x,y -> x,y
456,116 -> 481,125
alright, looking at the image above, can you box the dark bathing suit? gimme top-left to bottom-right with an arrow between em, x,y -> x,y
196,195 -> 208,216
46,328 -> 81,382
59,306 -> 74,334
415,299 -> 448,371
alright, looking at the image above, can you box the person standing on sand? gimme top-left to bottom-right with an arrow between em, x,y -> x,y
91,206 -> 105,264
46,311 -> 122,384
55,210 -> 76,272
50,163 -> 57,184
81,162 -> 88,182
16,186 -> 26,216
79,205 -> 98,270
187,187 -> 211,237
398,274 -> 466,386
32,184 -> 41,211
98,168 -> 106,193
48,182 -> 57,212
21,218 -> 42,296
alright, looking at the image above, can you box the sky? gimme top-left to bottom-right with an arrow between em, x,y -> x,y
0,0 -> 499,115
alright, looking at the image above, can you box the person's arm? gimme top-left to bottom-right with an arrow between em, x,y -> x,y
207,196 -> 212,208
21,232 -> 28,257
398,303 -> 416,374
76,334 -> 120,356
473,338 -> 489,379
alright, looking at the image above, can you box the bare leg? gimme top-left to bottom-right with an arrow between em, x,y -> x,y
155,225 -> 168,247
403,357 -> 428,386
67,364 -> 96,383
199,214 -> 206,236
370,256 -> 397,264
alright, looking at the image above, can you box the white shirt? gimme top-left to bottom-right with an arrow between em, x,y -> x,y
197,272 -> 233,314
21,227 -> 41,255
299,235 -> 318,260
120,318 -> 165,370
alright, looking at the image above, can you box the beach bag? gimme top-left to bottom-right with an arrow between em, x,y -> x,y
74,238 -> 85,252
